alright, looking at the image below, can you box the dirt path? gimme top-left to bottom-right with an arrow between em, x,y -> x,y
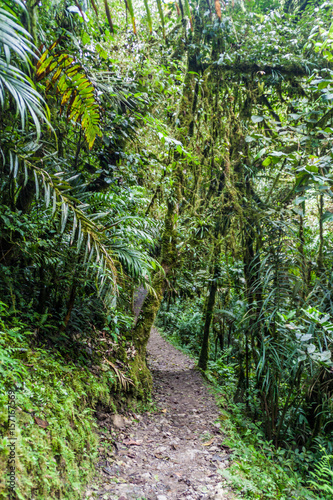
84,328 -> 235,500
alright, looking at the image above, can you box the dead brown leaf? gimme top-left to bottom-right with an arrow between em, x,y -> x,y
34,417 -> 49,429
123,439 -> 142,446
215,0 -> 221,19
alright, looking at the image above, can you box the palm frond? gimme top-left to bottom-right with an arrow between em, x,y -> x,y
103,358 -> 134,390
0,8 -> 49,135
5,150 -> 162,291
6,151 -> 118,281
0,8 -> 34,64
109,241 -> 159,279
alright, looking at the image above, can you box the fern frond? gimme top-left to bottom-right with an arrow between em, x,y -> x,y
308,449 -> 333,494
36,47 -> 102,149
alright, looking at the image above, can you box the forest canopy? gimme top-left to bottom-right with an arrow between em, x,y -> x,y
2,0 -> 333,498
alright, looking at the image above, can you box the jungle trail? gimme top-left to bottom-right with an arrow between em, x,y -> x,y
1,1 -> 333,499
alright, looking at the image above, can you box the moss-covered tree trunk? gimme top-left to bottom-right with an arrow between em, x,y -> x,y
129,192 -> 180,391
129,3 -> 207,392
198,242 -> 221,370
26,0 -> 38,46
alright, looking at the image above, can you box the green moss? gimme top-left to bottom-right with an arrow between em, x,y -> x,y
129,274 -> 164,400
0,324 -> 117,500
128,354 -> 152,400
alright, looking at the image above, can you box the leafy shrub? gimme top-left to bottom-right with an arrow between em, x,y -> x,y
157,298 -> 322,500
156,297 -> 204,354
308,447 -> 333,498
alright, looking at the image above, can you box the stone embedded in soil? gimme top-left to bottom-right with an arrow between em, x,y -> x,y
110,414 -> 127,429
83,328 -> 236,500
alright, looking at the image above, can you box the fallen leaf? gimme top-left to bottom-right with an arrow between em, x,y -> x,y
102,466 -> 113,476
154,453 -> 169,460
123,439 -> 142,446
203,438 -> 215,446
161,409 -> 167,413
34,417 -> 49,429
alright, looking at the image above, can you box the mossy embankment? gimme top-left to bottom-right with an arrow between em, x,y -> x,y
0,309 -> 151,500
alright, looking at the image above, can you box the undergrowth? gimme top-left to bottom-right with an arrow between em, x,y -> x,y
213,393 -> 319,500
0,302 -> 117,500
156,300 -> 331,500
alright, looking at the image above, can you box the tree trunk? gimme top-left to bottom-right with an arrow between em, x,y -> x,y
317,194 -> 324,273
129,4 -> 207,386
59,282 -> 77,333
198,243 -> 220,370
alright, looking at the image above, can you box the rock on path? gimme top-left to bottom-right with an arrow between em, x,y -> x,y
84,328 -> 236,500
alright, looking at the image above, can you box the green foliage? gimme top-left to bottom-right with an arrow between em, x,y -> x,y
159,293 -> 333,497
156,297 -> 204,354
308,447 -> 333,498
3,0 -> 333,497
36,45 -> 102,149
0,2 -> 49,135
0,302 -> 116,500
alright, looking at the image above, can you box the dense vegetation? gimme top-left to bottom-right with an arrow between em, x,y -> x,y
1,0 -> 333,498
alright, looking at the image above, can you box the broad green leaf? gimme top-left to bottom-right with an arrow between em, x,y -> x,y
251,115 -> 264,123
262,157 -> 272,167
